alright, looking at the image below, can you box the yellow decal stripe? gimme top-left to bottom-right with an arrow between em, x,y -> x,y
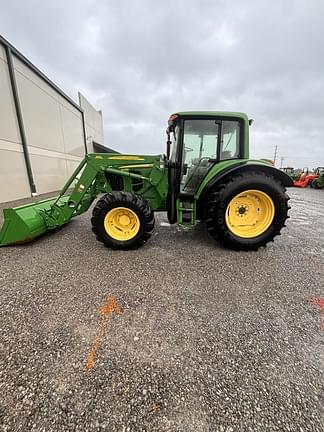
108,156 -> 145,161
120,164 -> 154,170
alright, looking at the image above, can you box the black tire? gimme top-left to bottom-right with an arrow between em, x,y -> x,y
311,179 -> 322,189
91,192 -> 155,250
205,172 -> 290,251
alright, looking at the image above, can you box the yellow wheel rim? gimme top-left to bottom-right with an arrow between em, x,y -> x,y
104,207 -> 140,241
225,190 -> 275,238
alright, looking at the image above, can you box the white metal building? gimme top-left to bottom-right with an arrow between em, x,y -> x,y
0,35 -> 107,203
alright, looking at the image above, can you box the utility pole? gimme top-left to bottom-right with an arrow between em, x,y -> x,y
273,145 -> 278,167
280,157 -> 285,169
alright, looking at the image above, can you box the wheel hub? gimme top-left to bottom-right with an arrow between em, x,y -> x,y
104,207 -> 140,241
119,215 -> 130,226
237,205 -> 248,216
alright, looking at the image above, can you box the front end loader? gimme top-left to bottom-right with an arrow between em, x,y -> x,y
0,111 -> 293,251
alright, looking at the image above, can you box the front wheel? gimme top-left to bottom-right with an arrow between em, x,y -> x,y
91,192 -> 155,250
206,172 -> 290,250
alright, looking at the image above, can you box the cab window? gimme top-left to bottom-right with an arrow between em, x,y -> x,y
220,120 -> 240,160
180,119 -> 219,193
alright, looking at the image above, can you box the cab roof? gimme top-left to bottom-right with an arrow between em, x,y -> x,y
173,111 -> 249,120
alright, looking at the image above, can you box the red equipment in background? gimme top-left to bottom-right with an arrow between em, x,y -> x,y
293,168 -> 318,188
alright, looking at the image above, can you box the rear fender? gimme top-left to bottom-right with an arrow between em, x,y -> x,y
197,163 -> 293,219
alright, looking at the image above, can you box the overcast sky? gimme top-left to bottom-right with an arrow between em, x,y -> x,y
1,0 -> 324,168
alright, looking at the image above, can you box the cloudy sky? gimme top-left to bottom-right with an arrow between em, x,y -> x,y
1,0 -> 323,168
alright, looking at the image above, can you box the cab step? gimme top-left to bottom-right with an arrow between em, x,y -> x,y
176,198 -> 196,225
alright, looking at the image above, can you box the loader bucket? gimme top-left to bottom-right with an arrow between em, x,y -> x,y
0,196 -> 64,246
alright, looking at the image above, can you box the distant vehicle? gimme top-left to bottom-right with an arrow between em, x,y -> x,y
281,167 -> 294,175
281,167 -> 300,181
293,167 -> 321,188
310,167 -> 324,189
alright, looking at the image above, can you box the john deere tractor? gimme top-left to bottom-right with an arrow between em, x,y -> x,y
0,112 -> 293,251
281,167 -> 300,181
310,167 -> 324,189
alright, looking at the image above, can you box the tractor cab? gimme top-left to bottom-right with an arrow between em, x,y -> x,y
281,167 -> 295,176
166,112 -> 248,223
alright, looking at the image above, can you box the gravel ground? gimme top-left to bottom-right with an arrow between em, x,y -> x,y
0,187 -> 323,432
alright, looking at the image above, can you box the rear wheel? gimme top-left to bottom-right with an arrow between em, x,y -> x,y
206,172 -> 290,250
311,179 -> 322,189
91,192 -> 155,249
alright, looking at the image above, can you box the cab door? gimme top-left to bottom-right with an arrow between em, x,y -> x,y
180,119 -> 220,194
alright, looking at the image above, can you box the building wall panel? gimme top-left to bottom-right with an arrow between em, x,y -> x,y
15,63 -> 65,153
13,56 -> 59,101
0,44 -> 6,61
0,146 -> 30,202
79,93 -> 104,151
29,153 -> 68,195
0,58 -> 21,144
60,103 -> 84,157
65,159 -> 81,179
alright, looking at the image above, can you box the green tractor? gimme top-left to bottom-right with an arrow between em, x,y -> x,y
281,167 -> 300,181
310,167 -> 324,189
0,111 -> 293,251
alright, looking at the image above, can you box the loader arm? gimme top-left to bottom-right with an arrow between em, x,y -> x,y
0,153 -> 166,246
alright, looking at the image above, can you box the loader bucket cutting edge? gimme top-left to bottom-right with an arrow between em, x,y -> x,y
0,196 -> 67,246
